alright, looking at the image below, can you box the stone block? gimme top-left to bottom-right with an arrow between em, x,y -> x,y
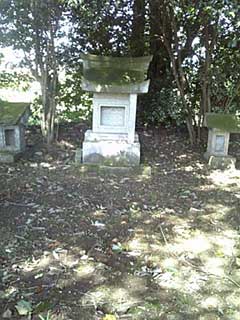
75,163 -> 151,177
82,139 -> 140,166
0,151 -> 21,163
207,155 -> 236,169
75,148 -> 82,163
79,54 -> 152,167
206,128 -> 229,157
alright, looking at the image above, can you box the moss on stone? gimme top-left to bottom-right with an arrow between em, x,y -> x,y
0,100 -> 30,125
75,164 -> 152,178
205,113 -> 240,132
0,150 -> 20,163
81,53 -> 152,70
81,53 -> 152,87
84,68 -> 144,85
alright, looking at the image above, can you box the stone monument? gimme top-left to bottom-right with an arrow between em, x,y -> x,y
204,113 -> 240,168
0,100 -> 30,163
77,54 -> 152,166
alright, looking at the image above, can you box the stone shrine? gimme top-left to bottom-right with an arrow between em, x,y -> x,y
0,100 -> 30,163
77,54 -> 152,166
204,113 -> 240,168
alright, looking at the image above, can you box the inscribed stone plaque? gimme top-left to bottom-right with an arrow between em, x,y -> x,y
215,135 -> 225,153
100,106 -> 125,127
5,129 -> 16,147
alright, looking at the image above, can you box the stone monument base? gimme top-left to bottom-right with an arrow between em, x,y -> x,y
204,152 -> 236,169
79,130 -> 140,166
0,151 -> 21,163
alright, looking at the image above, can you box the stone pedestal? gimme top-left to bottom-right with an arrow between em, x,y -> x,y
81,93 -> 140,166
0,101 -> 29,163
77,54 -> 152,166
207,155 -> 236,169
204,129 -> 236,168
82,131 -> 140,166
0,151 -> 21,163
205,128 -> 230,158
204,113 -> 240,169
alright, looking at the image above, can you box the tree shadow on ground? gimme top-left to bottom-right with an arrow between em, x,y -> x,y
1,126 -> 240,319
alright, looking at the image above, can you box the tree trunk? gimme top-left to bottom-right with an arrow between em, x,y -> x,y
40,74 -> 57,145
148,0 -> 171,91
130,0 -> 145,57
31,0 -> 59,145
39,56 -> 58,144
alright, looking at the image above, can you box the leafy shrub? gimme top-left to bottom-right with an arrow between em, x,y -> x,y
139,88 -> 185,127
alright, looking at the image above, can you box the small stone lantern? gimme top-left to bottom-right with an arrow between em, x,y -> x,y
0,100 -> 30,163
77,54 -> 152,166
204,113 -> 240,168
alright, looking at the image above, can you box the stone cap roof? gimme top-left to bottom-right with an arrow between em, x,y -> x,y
0,100 -> 30,125
205,113 -> 240,133
80,53 -> 152,93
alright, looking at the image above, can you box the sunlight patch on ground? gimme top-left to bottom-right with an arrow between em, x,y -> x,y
19,253 -> 53,273
169,233 -> 212,255
74,261 -> 95,278
201,295 -> 222,310
81,283 -> 141,313
204,257 -> 226,276
127,237 -> 150,255
204,203 -> 233,218
208,168 -> 240,187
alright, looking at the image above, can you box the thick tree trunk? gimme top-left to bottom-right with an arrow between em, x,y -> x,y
148,0 -> 171,91
31,0 -> 59,145
130,0 -> 145,57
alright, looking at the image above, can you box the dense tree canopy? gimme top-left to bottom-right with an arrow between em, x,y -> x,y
0,0 -> 239,144
0,0 -> 65,143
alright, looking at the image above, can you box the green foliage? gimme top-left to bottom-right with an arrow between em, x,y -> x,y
0,0 -> 66,143
28,97 -> 42,126
140,88 -> 185,127
0,54 -> 32,90
58,68 -> 92,123
0,70 -> 31,90
0,0 -> 65,58
29,68 -> 93,125
68,0 -> 133,57
205,113 -> 240,133
0,0 -> 239,132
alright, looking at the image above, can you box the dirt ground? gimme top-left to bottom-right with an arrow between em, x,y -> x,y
1,124 -> 240,320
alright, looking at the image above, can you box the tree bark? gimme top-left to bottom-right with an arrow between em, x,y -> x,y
148,0 -> 171,91
159,3 -> 196,144
130,0 -> 145,57
31,0 -> 59,145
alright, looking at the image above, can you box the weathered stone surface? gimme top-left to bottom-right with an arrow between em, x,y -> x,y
80,53 -> 152,93
75,162 -> 151,177
0,100 -> 29,162
206,128 -> 230,157
0,151 -> 20,163
80,54 -> 152,166
0,126 -> 25,152
82,139 -> 140,166
82,93 -> 140,166
91,93 -> 137,142
75,148 -> 82,163
0,100 -> 30,126
205,113 -> 240,133
81,79 -> 150,94
206,155 -> 236,169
